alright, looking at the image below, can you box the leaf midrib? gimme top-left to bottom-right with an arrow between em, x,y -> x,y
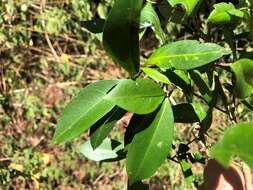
130,101 -> 169,181
149,50 -> 223,63
212,148 -> 253,165
54,94 -> 111,142
108,94 -> 164,99
92,107 -> 120,147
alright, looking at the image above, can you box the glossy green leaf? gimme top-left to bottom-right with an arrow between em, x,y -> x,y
105,79 -> 165,114
140,3 -> 165,43
80,19 -> 105,34
159,0 -> 188,24
210,123 -> 253,168
126,99 -> 174,184
166,70 -> 191,86
208,3 -> 244,24
228,9 -> 244,18
168,0 -> 199,16
146,40 -> 231,70
90,107 -> 126,149
53,80 -> 119,144
199,109 -> 213,135
204,74 -> 219,108
158,0 -> 173,21
189,70 -> 213,103
141,67 -> 171,84
80,138 -> 123,162
103,0 -> 143,76
166,70 -> 193,101
124,113 -> 156,147
231,59 -> 253,99
173,103 -> 206,123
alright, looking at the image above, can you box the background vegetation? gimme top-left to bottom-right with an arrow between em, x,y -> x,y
0,0 -> 253,189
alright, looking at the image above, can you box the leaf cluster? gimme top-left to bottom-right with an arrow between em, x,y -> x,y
52,0 -> 253,189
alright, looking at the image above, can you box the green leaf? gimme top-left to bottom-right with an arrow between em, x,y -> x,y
126,99 -> 174,184
189,70 -> 214,104
80,19 -> 105,34
158,0 -> 173,21
140,3 -> 165,43
80,138 -> 123,162
231,59 -> 253,99
179,159 -> 193,185
210,123 -> 253,168
53,80 -> 119,144
166,70 -> 191,86
228,9 -> 244,18
103,0 -> 143,76
105,79 -> 165,114
165,70 -> 193,102
167,0 -> 199,16
159,0 -> 188,23
90,107 -> 126,149
124,113 -> 156,147
146,40 -> 231,70
199,110 -> 213,135
173,103 -> 207,123
208,3 -> 244,24
141,67 -> 171,84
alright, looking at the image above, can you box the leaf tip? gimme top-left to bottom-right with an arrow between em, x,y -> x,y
224,47 -> 232,55
51,137 -> 60,145
52,132 -> 63,145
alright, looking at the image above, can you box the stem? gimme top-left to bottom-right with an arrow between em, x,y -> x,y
241,100 -> 253,111
167,156 -> 179,163
216,77 -> 237,124
40,0 -> 60,63
193,92 -> 227,114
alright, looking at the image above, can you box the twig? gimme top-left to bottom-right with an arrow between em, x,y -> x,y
109,171 -> 121,179
0,158 -> 11,162
215,63 -> 232,72
56,81 -> 82,88
93,172 -> 105,185
40,0 -> 60,63
193,92 -> 227,114
167,156 -> 179,163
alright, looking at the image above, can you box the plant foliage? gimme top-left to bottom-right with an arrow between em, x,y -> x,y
52,0 -> 253,189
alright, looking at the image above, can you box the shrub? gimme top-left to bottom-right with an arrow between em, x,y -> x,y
53,0 -> 253,189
